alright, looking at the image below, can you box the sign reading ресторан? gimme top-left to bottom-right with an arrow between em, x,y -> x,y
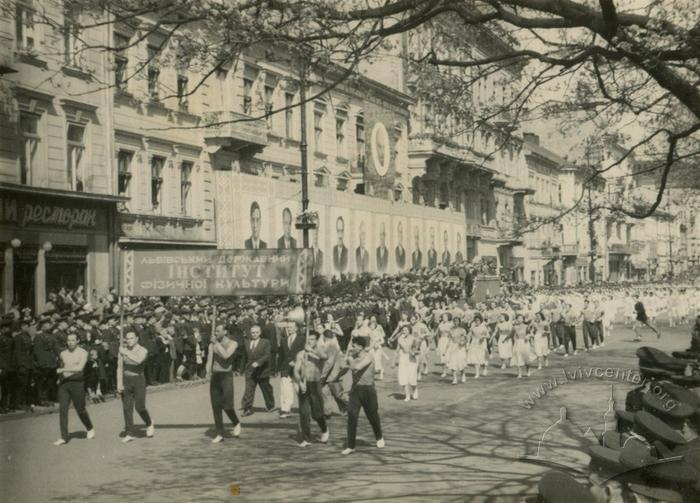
0,195 -> 99,230
120,249 -> 313,297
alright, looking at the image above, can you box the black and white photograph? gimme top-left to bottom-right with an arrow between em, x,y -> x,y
2,0 -> 700,502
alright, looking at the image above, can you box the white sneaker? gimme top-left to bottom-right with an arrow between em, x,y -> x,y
451,378 -> 457,385
441,371 -> 446,378
501,363 -> 506,370
298,440 -> 311,448
212,435 -> 224,443
404,396 -> 410,402
146,424 -> 155,438
86,429 -> 95,440
537,365 -> 542,371
483,367 -> 488,376
376,438 -> 385,449
341,448 -> 355,455
417,374 -> 422,382
461,374 -> 466,383
233,423 -> 241,438
527,369 -> 531,377
412,390 -> 419,400
320,430 -> 330,443
53,439 -> 67,446
121,435 -> 135,443
474,374 -> 480,379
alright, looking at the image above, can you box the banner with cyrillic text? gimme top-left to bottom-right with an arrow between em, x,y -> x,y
120,249 -> 313,296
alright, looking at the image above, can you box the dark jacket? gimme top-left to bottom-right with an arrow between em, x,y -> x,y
278,332 -> 306,378
33,332 -> 59,369
13,331 -> 34,371
0,333 -> 15,371
244,338 -> 271,378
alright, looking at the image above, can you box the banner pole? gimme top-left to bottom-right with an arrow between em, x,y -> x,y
117,295 -> 124,392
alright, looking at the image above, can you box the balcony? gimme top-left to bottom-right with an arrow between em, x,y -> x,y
560,244 -> 578,256
203,110 -> 268,153
608,243 -> 634,255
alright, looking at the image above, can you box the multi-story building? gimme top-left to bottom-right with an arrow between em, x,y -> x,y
0,4 -> 123,313
110,19 -> 216,252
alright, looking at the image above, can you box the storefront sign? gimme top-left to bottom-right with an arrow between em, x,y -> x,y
0,194 -> 100,230
120,249 -> 313,297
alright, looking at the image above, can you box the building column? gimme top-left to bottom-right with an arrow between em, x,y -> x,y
35,246 -> 46,314
2,246 -> 13,314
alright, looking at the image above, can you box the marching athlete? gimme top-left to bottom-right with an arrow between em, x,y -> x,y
119,331 -> 155,443
342,335 -> 384,455
53,332 -> 95,445
207,324 -> 242,443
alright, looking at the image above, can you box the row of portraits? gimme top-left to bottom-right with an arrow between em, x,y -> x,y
238,195 -> 467,276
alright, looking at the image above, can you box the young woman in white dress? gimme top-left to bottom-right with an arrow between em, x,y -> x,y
396,325 -> 419,401
368,316 -> 386,380
447,318 -> 468,384
511,314 -> 534,379
532,311 -> 550,370
467,314 -> 489,378
435,313 -> 454,377
494,313 -> 513,370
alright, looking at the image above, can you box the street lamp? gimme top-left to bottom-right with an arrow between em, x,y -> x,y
10,238 -> 21,248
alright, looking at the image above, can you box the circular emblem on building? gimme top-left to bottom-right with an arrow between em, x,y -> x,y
371,122 -> 390,177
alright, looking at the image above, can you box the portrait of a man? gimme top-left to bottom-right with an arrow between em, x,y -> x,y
332,216 -> 348,273
376,222 -> 389,273
411,227 -> 422,270
244,201 -> 267,249
277,207 -> 297,249
427,226 -> 437,269
441,229 -> 451,266
395,221 -> 406,270
355,221 -> 369,274
455,232 -> 464,263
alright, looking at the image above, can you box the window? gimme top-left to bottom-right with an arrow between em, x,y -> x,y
147,44 -> 160,100
355,114 -> 365,163
15,4 -> 37,52
114,33 -> 129,90
63,8 -> 82,67
180,161 -> 192,215
335,117 -> 345,158
18,112 -> 40,185
242,78 -> 253,114
177,75 -> 188,109
66,123 -> 86,191
285,93 -> 294,139
264,85 -> 274,128
394,187 -> 402,202
150,156 -> 165,210
117,150 -> 133,197
313,110 -> 324,152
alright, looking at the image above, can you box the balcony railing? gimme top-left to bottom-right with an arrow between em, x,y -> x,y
609,243 -> 634,255
203,110 -> 268,148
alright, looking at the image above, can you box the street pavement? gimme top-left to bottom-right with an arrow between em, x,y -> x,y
0,322 -> 693,502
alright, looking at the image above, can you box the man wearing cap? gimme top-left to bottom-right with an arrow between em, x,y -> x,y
53,332 -> 95,445
33,320 -> 59,406
241,325 -> 275,416
207,324 -> 241,443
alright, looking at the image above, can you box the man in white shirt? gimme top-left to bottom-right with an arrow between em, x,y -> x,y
54,332 -> 95,445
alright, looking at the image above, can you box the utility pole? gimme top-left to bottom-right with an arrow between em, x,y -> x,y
587,184 -> 597,283
299,69 -> 310,248
667,199 -> 673,278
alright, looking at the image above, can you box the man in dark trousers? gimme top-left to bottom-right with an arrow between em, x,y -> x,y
633,294 -> 660,341
341,335 -> 384,455
241,325 -> 274,416
14,320 -> 34,411
207,323 -> 241,443
0,320 -> 16,412
261,312 -> 279,375
33,319 -> 58,406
